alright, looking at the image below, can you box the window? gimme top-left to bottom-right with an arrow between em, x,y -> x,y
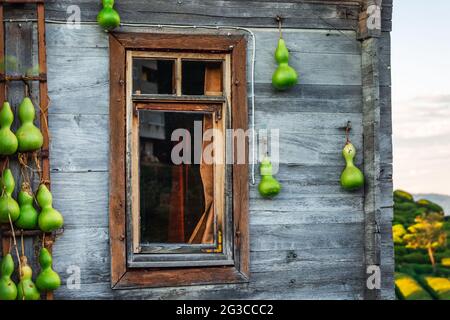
109,33 -> 249,289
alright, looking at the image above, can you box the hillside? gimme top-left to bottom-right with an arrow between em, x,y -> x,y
415,194 -> 450,216
394,190 -> 450,300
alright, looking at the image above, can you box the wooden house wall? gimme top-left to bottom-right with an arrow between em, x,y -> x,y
2,0 -> 394,299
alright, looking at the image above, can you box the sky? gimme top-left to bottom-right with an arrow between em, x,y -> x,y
392,0 -> 450,195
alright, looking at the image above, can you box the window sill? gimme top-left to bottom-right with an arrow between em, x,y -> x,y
112,266 -> 249,289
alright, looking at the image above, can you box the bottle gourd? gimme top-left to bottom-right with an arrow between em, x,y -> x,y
15,184 -> 38,230
0,102 -> 18,155
37,184 -> 63,232
17,256 -> 40,300
36,248 -> 61,292
272,38 -> 298,90
0,254 -> 17,300
97,0 -> 120,30
0,169 -> 20,223
340,142 -> 364,190
258,157 -> 281,198
16,97 -> 43,152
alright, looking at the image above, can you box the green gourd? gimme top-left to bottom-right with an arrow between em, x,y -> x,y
16,97 -> 44,152
0,102 -> 18,155
36,248 -> 61,292
258,157 -> 281,198
15,184 -> 38,230
97,0 -> 120,30
17,256 -> 40,300
0,254 -> 17,300
272,38 -> 298,90
340,142 -> 364,191
37,184 -> 63,232
0,169 -> 20,223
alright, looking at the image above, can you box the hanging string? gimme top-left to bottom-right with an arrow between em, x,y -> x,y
27,86 -> 51,142
18,153 -> 32,188
42,232 -> 46,249
38,95 -> 51,142
20,231 -> 24,257
7,214 -> 22,276
1,156 -> 9,173
32,151 -> 43,184
346,123 -> 351,144
277,16 -> 282,39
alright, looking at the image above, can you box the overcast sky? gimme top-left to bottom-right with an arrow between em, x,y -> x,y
392,0 -> 450,195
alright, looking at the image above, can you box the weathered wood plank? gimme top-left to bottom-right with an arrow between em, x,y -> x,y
40,0 -> 362,31
361,35 -> 382,300
49,114 -> 109,172
51,171 -> 109,228
50,165 -> 373,228
48,111 -> 365,171
52,224 -> 365,286
54,278 -> 364,300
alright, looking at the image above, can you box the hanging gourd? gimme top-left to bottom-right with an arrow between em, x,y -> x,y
0,102 -> 18,155
15,183 -> 38,230
0,254 -> 18,301
36,248 -> 61,292
340,125 -> 364,191
272,17 -> 298,90
37,184 -> 64,232
16,97 -> 43,152
258,156 -> 281,198
0,169 -> 20,223
97,0 -> 121,31
17,256 -> 40,300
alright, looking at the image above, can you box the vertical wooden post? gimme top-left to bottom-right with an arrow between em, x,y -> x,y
0,4 -> 5,172
37,2 -> 50,186
0,3 -> 4,104
359,0 -> 382,300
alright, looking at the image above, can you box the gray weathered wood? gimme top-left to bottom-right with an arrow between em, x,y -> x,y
38,3 -> 394,299
361,35 -> 382,300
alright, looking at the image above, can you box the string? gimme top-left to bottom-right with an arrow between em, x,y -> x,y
7,214 -> 21,277
21,231 -> 24,257
278,17 -> 282,39
346,124 -> 351,144
38,95 -> 51,142
32,151 -> 43,184
28,86 -> 51,142
1,156 -> 9,173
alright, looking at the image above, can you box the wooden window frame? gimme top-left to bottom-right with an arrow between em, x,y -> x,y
109,33 -> 249,289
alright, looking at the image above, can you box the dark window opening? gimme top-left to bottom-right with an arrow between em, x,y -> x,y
133,59 -> 174,94
139,111 -> 216,245
182,61 -> 223,95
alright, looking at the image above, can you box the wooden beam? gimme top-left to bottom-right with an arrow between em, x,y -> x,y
358,0 -> 383,40
361,35 -> 382,300
37,2 -> 50,185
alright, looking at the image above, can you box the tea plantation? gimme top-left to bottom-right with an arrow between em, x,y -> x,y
394,190 -> 450,300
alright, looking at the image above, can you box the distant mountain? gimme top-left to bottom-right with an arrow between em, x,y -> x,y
415,193 -> 450,216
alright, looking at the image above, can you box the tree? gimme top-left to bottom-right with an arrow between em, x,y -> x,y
393,224 -> 407,244
403,213 -> 447,271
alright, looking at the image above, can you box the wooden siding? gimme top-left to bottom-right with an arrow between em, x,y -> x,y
0,0 -> 393,300
3,0 -> 393,32
41,22 -> 393,299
